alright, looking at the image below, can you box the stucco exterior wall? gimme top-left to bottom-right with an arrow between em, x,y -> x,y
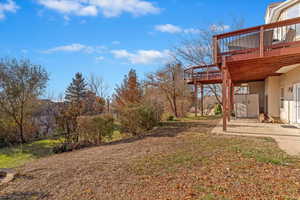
265,76 -> 281,117
279,66 -> 300,123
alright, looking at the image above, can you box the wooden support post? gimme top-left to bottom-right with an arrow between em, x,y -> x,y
260,26 -> 264,57
222,57 -> 228,131
194,82 -> 198,117
227,77 -> 232,122
213,36 -> 218,63
201,84 -> 204,116
231,83 -> 234,114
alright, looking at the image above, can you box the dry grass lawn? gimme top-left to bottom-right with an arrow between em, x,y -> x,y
1,118 -> 300,200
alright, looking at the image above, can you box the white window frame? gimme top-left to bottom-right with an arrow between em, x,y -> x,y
295,83 -> 300,124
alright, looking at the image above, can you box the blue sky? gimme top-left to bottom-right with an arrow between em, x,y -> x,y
0,0 -> 276,98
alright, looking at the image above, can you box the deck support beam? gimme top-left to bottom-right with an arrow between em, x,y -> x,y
227,77 -> 232,122
200,84 -> 204,116
230,83 -> 234,116
259,26 -> 264,57
194,81 -> 198,117
222,57 -> 229,131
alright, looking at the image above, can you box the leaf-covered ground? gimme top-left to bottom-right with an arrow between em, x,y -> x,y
1,119 -> 300,200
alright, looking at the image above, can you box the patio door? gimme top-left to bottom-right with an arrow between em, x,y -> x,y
296,84 -> 300,124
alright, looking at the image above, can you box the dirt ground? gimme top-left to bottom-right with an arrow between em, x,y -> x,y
1,119 -> 300,200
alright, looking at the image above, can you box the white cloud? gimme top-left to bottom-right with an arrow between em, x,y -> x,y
37,0 -> 98,16
155,24 -> 201,34
91,0 -> 161,18
36,0 -> 160,18
183,28 -> 201,34
78,5 -> 98,16
111,49 -> 170,65
111,49 -> 133,58
155,24 -> 230,35
0,0 -> 19,20
209,24 -> 230,32
155,24 -> 182,34
42,43 -> 105,54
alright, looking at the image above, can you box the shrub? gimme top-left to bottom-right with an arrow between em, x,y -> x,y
167,115 -> 175,121
77,114 -> 114,144
138,104 -> 162,130
0,117 -> 40,147
214,104 -> 222,115
0,118 -> 17,147
119,103 -> 163,136
53,114 -> 115,153
52,141 -> 92,154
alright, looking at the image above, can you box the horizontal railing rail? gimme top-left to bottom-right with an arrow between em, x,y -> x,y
213,17 -> 300,63
184,64 -> 221,83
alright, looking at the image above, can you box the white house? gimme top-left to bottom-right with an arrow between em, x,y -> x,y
264,0 -> 300,125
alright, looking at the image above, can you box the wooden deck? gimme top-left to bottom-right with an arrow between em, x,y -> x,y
184,17 -> 300,131
184,64 -> 222,84
185,17 -> 300,85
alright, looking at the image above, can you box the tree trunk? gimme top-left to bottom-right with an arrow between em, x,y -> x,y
19,104 -> 26,143
18,123 -> 26,143
173,94 -> 178,117
172,72 -> 179,118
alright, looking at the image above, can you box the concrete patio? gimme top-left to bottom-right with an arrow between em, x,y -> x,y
212,119 -> 300,156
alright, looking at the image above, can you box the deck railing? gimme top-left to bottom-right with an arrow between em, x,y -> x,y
213,17 -> 300,63
184,64 -> 221,83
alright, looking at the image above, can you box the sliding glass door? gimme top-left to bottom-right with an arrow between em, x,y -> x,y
296,84 -> 300,124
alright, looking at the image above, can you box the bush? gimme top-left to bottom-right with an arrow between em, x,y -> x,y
119,103 -> 163,136
167,115 -> 175,121
0,119 -> 17,147
214,104 -> 222,115
53,114 -> 115,153
77,114 -> 114,144
0,117 -> 40,147
53,141 -> 92,154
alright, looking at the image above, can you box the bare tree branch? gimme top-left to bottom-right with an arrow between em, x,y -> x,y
172,20 -> 244,106
87,73 -> 110,99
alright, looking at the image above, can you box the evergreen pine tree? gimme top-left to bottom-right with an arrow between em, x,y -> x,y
65,72 -> 88,104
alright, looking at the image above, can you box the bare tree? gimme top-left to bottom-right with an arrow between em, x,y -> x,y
87,73 -> 109,99
173,20 -> 244,106
0,59 -> 49,143
147,62 -> 192,117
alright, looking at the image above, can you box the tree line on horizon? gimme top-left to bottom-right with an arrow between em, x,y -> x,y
0,22 -> 235,149
0,57 -> 194,151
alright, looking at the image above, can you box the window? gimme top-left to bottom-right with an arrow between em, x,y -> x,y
235,86 -> 249,95
280,4 -> 300,20
280,88 -> 284,109
286,4 -> 300,19
277,4 -> 300,41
